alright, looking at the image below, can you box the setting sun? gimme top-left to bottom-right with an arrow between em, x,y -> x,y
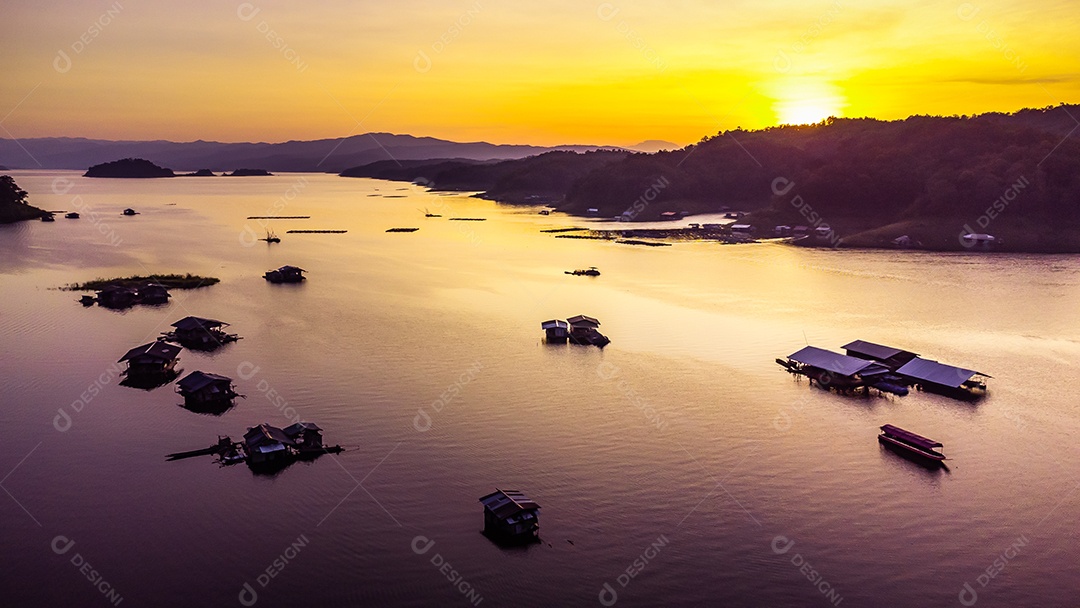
771,80 -> 845,125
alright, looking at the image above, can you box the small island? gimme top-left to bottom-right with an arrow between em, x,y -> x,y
84,158 -> 175,178
179,169 -> 216,177
65,273 -> 220,291
225,168 -> 273,176
0,175 -> 48,223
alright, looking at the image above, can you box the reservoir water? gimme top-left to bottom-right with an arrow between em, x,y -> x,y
1,171 -> 1078,607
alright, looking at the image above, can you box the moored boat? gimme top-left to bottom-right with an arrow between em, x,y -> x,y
878,424 -> 945,463
565,266 -> 600,276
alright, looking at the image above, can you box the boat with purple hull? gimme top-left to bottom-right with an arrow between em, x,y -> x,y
878,424 -> 946,464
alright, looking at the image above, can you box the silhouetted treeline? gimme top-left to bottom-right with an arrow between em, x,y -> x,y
0,175 -> 46,223
565,105 -> 1080,227
341,150 -> 627,203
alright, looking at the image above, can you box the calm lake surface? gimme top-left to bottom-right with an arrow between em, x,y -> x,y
2,171 -> 1078,607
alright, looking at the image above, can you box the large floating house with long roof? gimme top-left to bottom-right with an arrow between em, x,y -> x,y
780,339 -> 989,399
896,357 -> 991,398
780,345 -> 892,392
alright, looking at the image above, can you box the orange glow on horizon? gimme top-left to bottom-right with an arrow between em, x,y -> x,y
0,1 -> 1076,146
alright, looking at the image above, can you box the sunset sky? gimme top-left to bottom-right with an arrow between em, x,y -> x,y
1,0 -> 1077,146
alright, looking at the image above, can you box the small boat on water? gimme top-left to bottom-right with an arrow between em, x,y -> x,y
878,424 -> 946,463
539,209 -> 550,215
65,212 -> 80,219
565,267 -> 600,276
41,213 -> 55,222
260,230 -> 281,243
122,208 -> 137,216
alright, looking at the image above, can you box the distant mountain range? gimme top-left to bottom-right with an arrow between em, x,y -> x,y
0,133 -> 625,173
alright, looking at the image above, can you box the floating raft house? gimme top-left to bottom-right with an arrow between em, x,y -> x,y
479,488 -> 541,542
896,357 -> 991,395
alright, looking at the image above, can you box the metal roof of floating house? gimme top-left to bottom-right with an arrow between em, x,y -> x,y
540,319 -> 569,330
566,315 -> 600,328
841,340 -> 916,362
118,341 -> 182,363
896,357 -> 989,389
479,488 -> 541,520
177,371 -> 232,393
243,423 -> 292,448
172,316 -> 227,331
283,422 -> 322,437
787,346 -> 885,377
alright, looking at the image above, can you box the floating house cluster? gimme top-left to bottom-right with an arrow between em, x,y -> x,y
778,339 -> 993,467
778,339 -> 990,400
241,422 -> 338,466
83,283 -> 172,308
166,422 -> 339,470
541,314 -> 610,347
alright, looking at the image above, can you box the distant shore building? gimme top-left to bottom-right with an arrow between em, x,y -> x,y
892,235 -> 915,248
774,225 -> 792,237
730,223 -> 756,234
119,341 -> 182,377
961,233 -> 996,249
479,488 -> 541,541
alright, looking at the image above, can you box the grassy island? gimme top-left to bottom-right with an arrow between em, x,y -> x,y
65,274 -> 220,291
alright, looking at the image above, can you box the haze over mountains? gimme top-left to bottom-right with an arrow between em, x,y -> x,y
0,133 -> 629,173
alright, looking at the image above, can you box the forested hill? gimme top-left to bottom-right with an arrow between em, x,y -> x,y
342,150 -> 628,204
565,105 -> 1078,219
339,106 -> 1079,250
